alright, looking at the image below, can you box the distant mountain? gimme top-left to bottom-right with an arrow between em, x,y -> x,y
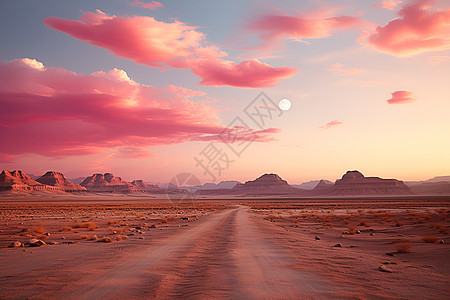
36,171 -> 86,192
424,176 -> 450,183
201,174 -> 305,196
409,182 -> 450,195
130,180 -> 166,193
330,170 -> 411,195
198,181 -> 240,190
314,180 -> 334,189
291,180 -> 324,190
406,175 -> 450,195
68,177 -> 86,185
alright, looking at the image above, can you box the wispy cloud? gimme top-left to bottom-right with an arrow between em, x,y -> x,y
326,63 -> 363,76
373,0 -> 403,10
320,120 -> 342,129
245,7 -> 363,50
127,0 -> 164,10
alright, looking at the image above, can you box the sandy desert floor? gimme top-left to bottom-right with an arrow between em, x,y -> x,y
0,196 -> 449,299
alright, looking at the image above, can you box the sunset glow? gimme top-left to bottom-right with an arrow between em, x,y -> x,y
0,0 -> 449,183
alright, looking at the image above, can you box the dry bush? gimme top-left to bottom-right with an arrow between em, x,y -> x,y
421,235 -> 438,243
347,225 -> 357,235
160,218 -> 168,224
116,235 -> 128,241
89,235 -> 98,241
107,220 -> 118,225
80,234 -> 90,240
74,222 -> 96,231
33,224 -> 46,234
59,226 -> 72,232
395,239 -> 412,253
359,219 -> 369,226
97,236 -> 112,243
131,212 -> 145,218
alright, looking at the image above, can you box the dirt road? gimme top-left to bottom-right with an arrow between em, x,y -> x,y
61,206 -> 329,299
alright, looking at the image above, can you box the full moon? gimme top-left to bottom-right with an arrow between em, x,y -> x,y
278,98 -> 291,111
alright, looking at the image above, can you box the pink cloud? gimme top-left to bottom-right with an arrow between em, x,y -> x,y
367,0 -> 450,56
246,9 -> 363,49
373,0 -> 403,10
190,59 -> 297,88
0,59 -> 280,159
320,120 -> 343,129
326,63 -> 363,76
128,0 -> 164,9
387,90 -> 416,104
43,10 -> 296,88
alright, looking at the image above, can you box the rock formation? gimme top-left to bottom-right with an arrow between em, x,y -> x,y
80,173 -> 136,193
314,180 -> 334,189
0,170 -> 62,192
330,170 -> 412,195
229,173 -> 303,196
36,171 -> 87,192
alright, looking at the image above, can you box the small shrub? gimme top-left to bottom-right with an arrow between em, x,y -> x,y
89,235 -> 98,241
359,219 -> 369,226
33,224 -> 46,234
395,239 -> 412,253
421,235 -> 438,243
80,234 -> 90,240
116,235 -> 128,241
60,226 -> 72,232
97,236 -> 112,243
347,225 -> 357,235
74,222 -> 96,231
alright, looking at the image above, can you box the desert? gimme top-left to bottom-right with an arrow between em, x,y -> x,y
2,0 -> 450,298
1,188 -> 449,299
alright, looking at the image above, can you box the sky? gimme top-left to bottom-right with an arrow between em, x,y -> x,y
0,0 -> 449,184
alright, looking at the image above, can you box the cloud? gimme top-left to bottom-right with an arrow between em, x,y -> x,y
373,0 -> 403,10
245,9 -> 363,50
326,63 -> 363,76
386,90 -> 416,104
320,120 -> 342,129
112,146 -> 153,159
128,0 -> 164,9
0,59 -> 280,159
367,0 -> 450,56
190,58 -> 297,88
43,10 -> 296,88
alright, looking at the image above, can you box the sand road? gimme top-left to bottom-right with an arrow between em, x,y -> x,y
62,206 -> 329,299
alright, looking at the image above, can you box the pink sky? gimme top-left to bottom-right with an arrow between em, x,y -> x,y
0,0 -> 449,184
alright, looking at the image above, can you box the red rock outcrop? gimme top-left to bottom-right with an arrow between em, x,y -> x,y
0,170 -> 62,192
330,170 -> 412,195
36,171 -> 87,192
131,180 -> 165,193
80,173 -> 136,193
228,173 -> 304,196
